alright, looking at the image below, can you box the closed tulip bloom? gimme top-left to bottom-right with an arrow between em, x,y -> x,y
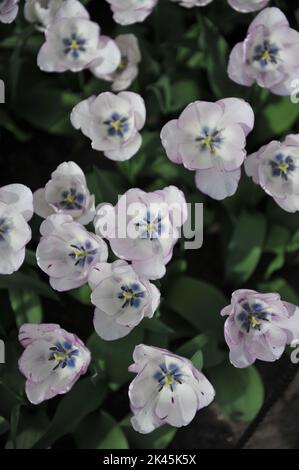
33,161 -> 95,225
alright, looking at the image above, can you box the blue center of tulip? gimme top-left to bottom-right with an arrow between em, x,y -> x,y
237,302 -> 269,333
63,33 -> 87,59
0,217 -> 11,242
118,283 -> 145,309
136,210 -> 164,240
270,153 -> 295,181
59,188 -> 85,211
69,240 -> 97,268
197,126 -> 224,154
153,363 -> 183,392
104,112 -> 130,138
48,341 -> 79,370
253,40 -> 279,68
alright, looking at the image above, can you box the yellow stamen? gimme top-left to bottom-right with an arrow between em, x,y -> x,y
111,120 -> 121,131
250,316 -> 260,328
70,40 -> 79,50
53,351 -> 68,363
278,162 -> 289,174
262,50 -> 271,62
164,374 -> 174,386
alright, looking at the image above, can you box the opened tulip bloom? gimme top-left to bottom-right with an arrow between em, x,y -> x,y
0,0 -> 19,23
91,34 -> 141,92
170,0 -> 213,7
222,289 -> 299,368
161,98 -> 254,200
18,323 -> 91,404
228,8 -> 299,95
71,91 -> 146,161
0,184 -> 33,275
94,186 -> 187,280
128,345 -> 215,434
37,16 -> 120,73
33,161 -> 95,225
36,214 -> 108,291
24,0 -> 88,29
245,134 -> 299,212
106,0 -> 158,25
89,260 -> 160,340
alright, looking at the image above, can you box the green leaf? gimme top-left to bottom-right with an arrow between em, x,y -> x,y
264,225 -> 290,279
0,416 -> 9,436
165,276 -> 226,336
176,333 -> 225,368
9,289 -> 43,327
87,328 -> 144,389
191,350 -> 204,370
263,97 -> 299,135
226,211 -> 267,284
33,378 -> 107,449
209,362 -> 264,422
123,422 -> 177,450
86,167 -> 127,205
0,272 -> 59,301
74,411 -> 129,449
68,285 -> 91,306
5,409 -> 49,449
259,277 -> 299,305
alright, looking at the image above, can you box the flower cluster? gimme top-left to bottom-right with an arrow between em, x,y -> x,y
228,8 -> 299,96
18,323 -> 91,404
161,98 -> 254,200
106,0 -> 270,25
0,0 -> 19,24
129,345 -> 215,433
0,184 -> 33,275
222,289 -> 299,368
71,91 -> 146,161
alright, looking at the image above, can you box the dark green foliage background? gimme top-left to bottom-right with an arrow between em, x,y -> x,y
0,0 -> 299,449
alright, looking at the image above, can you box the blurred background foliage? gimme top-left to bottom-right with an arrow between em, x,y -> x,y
1,0 -> 299,449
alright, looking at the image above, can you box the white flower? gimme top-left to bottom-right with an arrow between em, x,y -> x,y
88,260 -> 160,341
0,184 -> 33,275
129,345 -> 215,434
71,91 -> 146,161
37,16 -> 120,73
0,0 -> 19,24
91,34 -> 141,92
18,323 -> 91,404
24,0 -> 89,30
106,0 -> 158,26
36,214 -> 108,291
33,161 -> 95,225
